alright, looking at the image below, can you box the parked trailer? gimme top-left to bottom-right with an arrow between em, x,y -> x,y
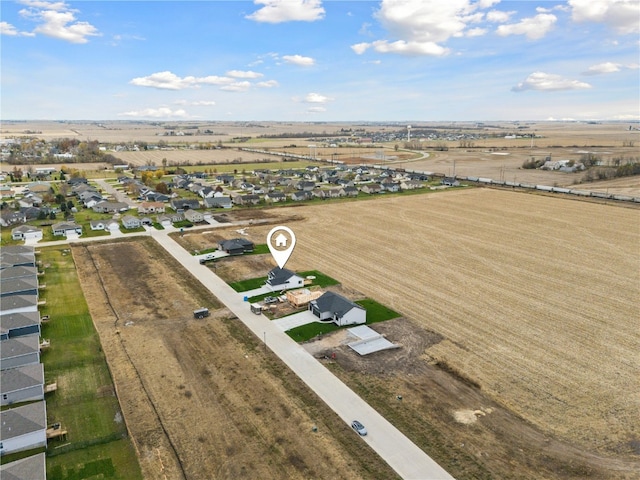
193,308 -> 210,319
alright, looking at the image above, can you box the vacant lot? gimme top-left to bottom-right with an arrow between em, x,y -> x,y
72,238 -> 397,480
203,188 -> 638,478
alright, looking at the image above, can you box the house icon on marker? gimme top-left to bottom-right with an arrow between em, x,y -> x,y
275,233 -> 288,247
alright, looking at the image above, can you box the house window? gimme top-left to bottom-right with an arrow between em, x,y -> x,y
2,394 -> 7,400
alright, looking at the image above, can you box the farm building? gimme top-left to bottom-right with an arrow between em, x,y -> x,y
0,401 -> 47,455
1,311 -> 41,339
11,225 -> 43,242
0,452 -> 46,480
265,267 -> 304,291
1,335 -> 41,370
218,238 -> 254,255
1,363 -> 45,406
309,291 -> 366,327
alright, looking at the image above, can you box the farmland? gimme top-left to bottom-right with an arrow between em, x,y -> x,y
192,188 -> 638,478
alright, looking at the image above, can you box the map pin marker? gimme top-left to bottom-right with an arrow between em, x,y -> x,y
267,226 -> 296,269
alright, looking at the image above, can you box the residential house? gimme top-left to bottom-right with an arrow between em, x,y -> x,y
184,209 -> 204,223
121,215 -> 141,229
308,291 -> 366,326
1,363 -> 45,406
0,452 -> 46,480
51,221 -> 82,237
232,194 -> 260,206
1,211 -> 26,227
0,295 -> 38,316
291,191 -> 313,201
11,226 -> 43,242
138,201 -> 166,214
171,198 -> 200,211
265,267 -> 304,291
92,201 -> 129,214
441,177 -> 460,187
339,186 -> 359,197
0,401 -> 47,454
1,277 -> 39,299
204,196 -> 232,209
264,191 -> 286,203
0,266 -> 38,281
361,184 -> 383,194
0,335 -> 40,370
157,213 -> 184,227
1,311 -> 41,340
400,179 -> 424,190
218,238 -> 255,255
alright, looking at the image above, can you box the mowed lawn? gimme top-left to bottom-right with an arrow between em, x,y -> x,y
38,247 -> 142,479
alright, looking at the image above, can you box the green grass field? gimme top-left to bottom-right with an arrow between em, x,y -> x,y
38,247 -> 142,479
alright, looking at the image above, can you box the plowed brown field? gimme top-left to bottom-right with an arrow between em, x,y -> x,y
238,188 -> 640,473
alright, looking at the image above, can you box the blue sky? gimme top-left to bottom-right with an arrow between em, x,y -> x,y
1,0 -> 638,121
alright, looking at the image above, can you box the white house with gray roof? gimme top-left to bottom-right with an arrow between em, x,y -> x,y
1,363 -> 44,406
0,335 -> 40,370
265,267 -> 304,292
0,401 -> 47,454
309,291 -> 366,327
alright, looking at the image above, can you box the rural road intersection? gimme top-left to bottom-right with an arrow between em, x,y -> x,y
43,221 -> 454,479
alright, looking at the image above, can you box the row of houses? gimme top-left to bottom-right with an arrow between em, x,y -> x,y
1,245 -> 50,479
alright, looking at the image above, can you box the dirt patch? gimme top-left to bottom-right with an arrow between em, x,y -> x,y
72,238 -> 398,480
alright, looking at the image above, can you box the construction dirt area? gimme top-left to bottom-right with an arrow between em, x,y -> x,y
71,186 -> 639,480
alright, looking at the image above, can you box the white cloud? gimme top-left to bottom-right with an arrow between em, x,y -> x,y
582,62 -> 621,75
118,107 -> 189,118
130,71 -> 233,90
246,0 -> 325,23
220,81 -> 252,92
512,72 -> 592,92
18,0 -> 100,43
582,62 -> 639,75
226,70 -> 263,79
351,0 -> 505,57
282,54 -> 315,66
569,0 -> 639,34
304,92 -> 331,103
256,80 -> 279,88
190,100 -> 216,106
486,10 -> 515,23
496,13 -> 557,40
1,21 -> 19,36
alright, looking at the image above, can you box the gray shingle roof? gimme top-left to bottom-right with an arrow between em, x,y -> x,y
0,400 -> 47,440
1,363 -> 44,393
0,452 -> 46,480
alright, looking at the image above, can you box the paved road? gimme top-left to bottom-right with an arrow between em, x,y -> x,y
149,230 -> 454,480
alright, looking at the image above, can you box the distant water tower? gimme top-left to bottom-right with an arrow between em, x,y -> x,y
407,125 -> 412,142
